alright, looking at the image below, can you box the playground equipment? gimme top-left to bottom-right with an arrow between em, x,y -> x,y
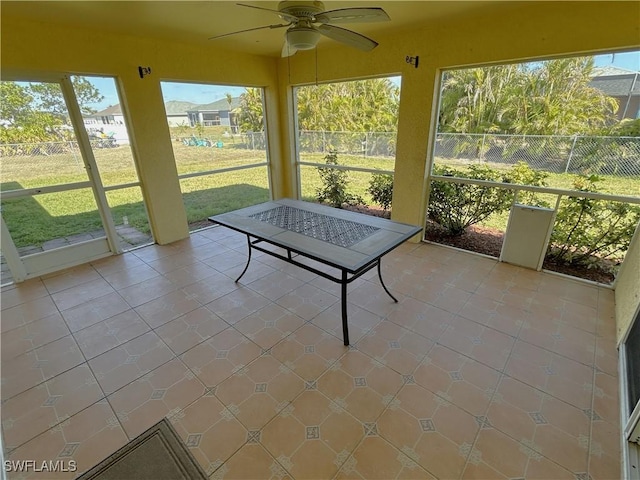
181,136 -> 224,148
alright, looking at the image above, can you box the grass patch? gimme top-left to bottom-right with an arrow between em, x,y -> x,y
2,189 -> 104,247
179,170 -> 270,229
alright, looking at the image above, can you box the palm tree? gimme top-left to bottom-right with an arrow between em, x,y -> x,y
236,88 -> 264,132
440,58 -> 618,136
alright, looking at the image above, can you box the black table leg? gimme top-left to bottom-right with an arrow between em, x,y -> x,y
341,269 -> 350,346
377,259 -> 398,303
235,235 -> 253,283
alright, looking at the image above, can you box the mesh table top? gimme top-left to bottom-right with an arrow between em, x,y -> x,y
249,205 -> 380,248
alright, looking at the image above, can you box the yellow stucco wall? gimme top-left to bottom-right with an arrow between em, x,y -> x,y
1,2 -> 639,245
615,224 -> 640,344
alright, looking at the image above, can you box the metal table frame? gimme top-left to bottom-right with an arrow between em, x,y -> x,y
209,200 -> 422,346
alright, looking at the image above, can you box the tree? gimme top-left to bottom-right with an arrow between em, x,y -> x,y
439,64 -> 520,134
439,58 -> 618,136
506,58 -> 618,135
236,88 -> 264,132
0,82 -> 34,127
28,76 -> 104,117
296,78 -> 400,132
0,81 -> 62,143
0,77 -> 103,143
234,78 -> 400,135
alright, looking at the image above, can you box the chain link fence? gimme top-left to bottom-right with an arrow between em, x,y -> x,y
0,139 -> 121,158
298,131 -> 396,158
434,133 -> 640,177
0,131 -> 268,159
5,132 -> 638,177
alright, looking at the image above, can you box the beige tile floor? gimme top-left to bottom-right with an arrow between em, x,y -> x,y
0,226 -> 621,479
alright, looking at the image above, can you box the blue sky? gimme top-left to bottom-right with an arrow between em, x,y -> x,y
160,82 -> 247,106
85,78 -> 248,111
594,50 -> 639,71
83,50 -> 639,111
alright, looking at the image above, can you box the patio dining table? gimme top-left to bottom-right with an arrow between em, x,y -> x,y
209,198 -> 423,346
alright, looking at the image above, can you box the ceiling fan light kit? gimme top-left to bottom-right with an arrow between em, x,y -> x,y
209,1 -> 390,57
287,27 -> 321,50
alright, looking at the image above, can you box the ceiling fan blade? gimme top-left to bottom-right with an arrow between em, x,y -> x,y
317,24 -> 378,51
208,23 -> 289,40
315,7 -> 390,24
236,3 -> 299,23
281,40 -> 298,57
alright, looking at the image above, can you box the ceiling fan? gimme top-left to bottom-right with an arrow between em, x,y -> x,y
209,1 -> 390,57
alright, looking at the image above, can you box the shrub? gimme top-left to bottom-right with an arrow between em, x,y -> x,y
316,151 -> 363,208
428,162 -> 551,235
368,173 -> 394,211
503,161 -> 550,207
428,164 -> 513,236
548,175 -> 640,267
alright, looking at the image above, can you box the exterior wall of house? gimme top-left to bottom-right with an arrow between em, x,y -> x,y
621,95 -> 640,120
616,224 -> 640,344
166,114 -> 189,127
0,17 -> 279,245
610,94 -> 640,120
220,111 -> 231,127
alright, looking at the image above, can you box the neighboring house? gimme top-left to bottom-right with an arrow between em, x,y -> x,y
83,97 -> 241,130
83,104 -> 128,143
590,66 -> 640,120
83,104 -> 125,126
82,100 -> 198,142
186,96 -> 241,132
164,100 -> 199,126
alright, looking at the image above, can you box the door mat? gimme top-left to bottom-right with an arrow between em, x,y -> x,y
76,418 -> 207,480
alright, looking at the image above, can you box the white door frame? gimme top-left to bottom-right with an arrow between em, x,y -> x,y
621,302 -> 640,480
1,74 -> 121,282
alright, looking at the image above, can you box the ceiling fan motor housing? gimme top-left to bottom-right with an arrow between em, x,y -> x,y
278,1 -> 325,20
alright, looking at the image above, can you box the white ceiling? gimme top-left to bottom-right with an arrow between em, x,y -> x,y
2,1 -> 493,57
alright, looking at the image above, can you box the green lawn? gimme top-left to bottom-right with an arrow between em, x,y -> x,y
1,144 -> 638,248
1,142 -> 270,247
